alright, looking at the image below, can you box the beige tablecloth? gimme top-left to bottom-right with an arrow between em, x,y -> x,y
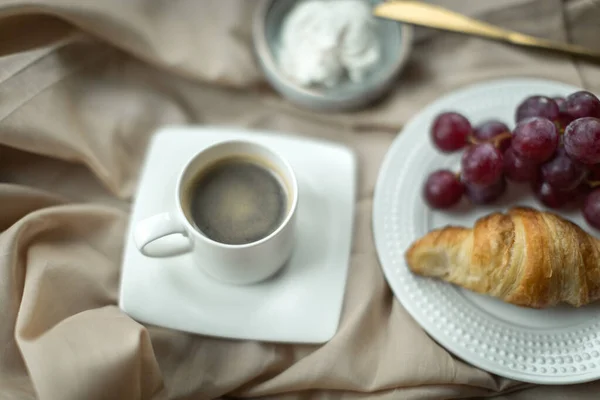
1,0 -> 600,399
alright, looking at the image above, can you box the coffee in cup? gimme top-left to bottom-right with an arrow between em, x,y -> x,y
185,155 -> 288,245
134,140 -> 298,285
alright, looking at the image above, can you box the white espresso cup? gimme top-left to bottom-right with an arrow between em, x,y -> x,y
133,140 -> 298,285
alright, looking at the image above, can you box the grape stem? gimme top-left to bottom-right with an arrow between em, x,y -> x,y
586,179 -> 600,188
467,131 -> 512,148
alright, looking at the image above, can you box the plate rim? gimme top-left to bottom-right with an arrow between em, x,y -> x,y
372,77 -> 600,384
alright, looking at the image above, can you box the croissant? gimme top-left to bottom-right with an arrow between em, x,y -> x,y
405,207 -> 600,308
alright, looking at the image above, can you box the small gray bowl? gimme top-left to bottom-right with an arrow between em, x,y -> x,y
252,0 -> 413,112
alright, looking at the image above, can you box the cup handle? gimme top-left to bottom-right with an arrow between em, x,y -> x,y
133,212 -> 191,257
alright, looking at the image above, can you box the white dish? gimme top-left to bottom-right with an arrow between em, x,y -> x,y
373,78 -> 600,384
253,0 -> 413,112
119,126 -> 356,344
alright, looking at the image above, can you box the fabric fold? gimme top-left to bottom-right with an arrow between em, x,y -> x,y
0,0 -> 599,399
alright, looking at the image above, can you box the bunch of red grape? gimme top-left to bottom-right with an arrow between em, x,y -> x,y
424,90 -> 600,229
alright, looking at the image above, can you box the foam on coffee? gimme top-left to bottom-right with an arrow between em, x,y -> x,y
186,156 -> 288,245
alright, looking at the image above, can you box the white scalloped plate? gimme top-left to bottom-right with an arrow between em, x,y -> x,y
373,78 -> 600,384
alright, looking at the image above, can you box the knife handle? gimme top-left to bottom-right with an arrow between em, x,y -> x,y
373,1 -> 600,61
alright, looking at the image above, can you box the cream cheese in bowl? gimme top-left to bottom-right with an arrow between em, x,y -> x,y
278,0 -> 382,89
253,0 -> 413,112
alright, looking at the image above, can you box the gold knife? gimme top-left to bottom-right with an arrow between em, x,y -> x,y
373,1 -> 600,62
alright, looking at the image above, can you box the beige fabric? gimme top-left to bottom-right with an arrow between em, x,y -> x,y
1,0 -> 600,399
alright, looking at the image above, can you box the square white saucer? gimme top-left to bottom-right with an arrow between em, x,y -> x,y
119,126 -> 357,343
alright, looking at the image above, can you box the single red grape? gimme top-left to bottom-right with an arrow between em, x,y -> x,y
464,178 -> 506,205
532,180 -> 571,209
566,91 -> 600,119
503,147 -> 539,182
540,147 -> 587,191
515,96 -> 560,123
583,189 -> 600,229
511,117 -> 559,163
473,120 -> 511,151
423,170 -> 465,209
556,112 -> 575,133
461,143 -> 504,186
553,97 -> 567,111
563,117 -> 600,165
588,164 -> 600,181
552,96 -> 574,131
577,182 -> 593,199
431,112 -> 471,152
